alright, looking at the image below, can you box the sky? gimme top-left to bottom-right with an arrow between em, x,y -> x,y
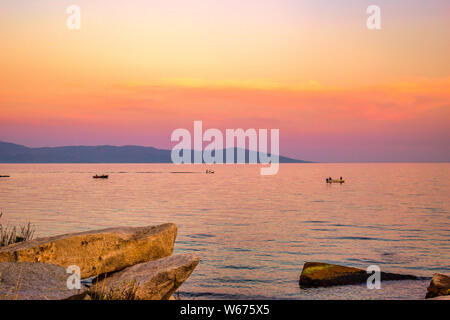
0,0 -> 449,162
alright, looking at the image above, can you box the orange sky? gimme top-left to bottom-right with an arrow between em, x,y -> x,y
0,0 -> 449,161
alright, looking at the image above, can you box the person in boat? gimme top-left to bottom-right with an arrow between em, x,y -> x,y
340,176 -> 343,180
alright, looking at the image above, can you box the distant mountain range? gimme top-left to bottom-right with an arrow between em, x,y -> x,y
0,141 -> 310,163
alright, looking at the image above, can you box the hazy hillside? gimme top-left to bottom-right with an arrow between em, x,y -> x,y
0,141 -> 310,163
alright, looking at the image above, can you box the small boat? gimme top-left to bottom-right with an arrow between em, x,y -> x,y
93,174 -> 108,179
326,178 -> 344,184
0,175 -> 10,178
206,169 -> 215,174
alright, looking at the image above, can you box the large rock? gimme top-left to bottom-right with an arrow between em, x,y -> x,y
0,262 -> 87,300
425,273 -> 450,299
299,262 -> 418,288
90,253 -> 199,300
0,223 -> 177,278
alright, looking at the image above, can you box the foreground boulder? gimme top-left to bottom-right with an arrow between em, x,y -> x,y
0,223 -> 177,278
426,273 -> 450,299
0,262 -> 87,300
299,262 -> 418,288
90,253 -> 199,300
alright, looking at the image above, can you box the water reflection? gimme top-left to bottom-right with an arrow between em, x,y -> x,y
0,163 -> 448,299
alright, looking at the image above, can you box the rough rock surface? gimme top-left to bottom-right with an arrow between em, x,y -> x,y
0,223 -> 177,278
0,262 -> 87,300
91,253 -> 199,300
426,273 -> 450,299
299,262 -> 418,288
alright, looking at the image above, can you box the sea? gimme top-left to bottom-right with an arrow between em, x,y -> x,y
0,163 -> 448,299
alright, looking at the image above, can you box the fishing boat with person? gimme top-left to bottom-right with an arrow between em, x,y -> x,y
326,176 -> 345,184
93,174 -> 108,179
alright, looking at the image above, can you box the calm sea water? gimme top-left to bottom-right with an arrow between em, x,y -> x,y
0,163 -> 449,299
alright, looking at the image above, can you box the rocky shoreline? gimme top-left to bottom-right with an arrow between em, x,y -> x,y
299,261 -> 449,299
0,223 -> 448,300
0,223 -> 199,300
